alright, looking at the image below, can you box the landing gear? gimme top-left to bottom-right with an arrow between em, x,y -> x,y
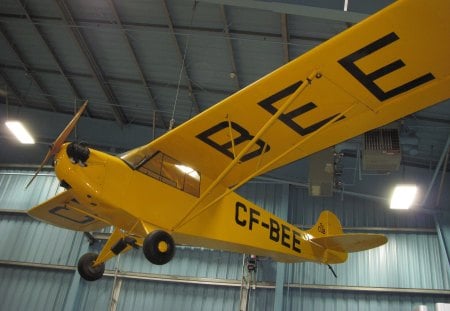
143,230 -> 175,265
77,252 -> 105,281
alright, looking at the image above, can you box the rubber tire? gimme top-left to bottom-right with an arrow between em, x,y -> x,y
143,230 -> 175,265
77,252 -> 105,281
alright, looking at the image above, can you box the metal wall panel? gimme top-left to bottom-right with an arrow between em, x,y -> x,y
118,280 -> 239,311
73,277 -> 115,311
0,266 -> 72,311
287,233 -> 450,289
1,169 -> 450,311
289,185 -> 436,228
0,214 -> 84,266
116,246 -> 243,281
286,289 -> 450,311
0,170 -> 60,211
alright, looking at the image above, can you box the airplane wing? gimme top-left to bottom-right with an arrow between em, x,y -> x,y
28,190 -> 109,232
122,0 -> 450,191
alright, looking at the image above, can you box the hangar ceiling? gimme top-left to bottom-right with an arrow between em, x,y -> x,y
0,0 -> 449,203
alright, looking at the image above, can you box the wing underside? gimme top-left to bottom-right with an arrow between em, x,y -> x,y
28,190 -> 109,232
122,0 -> 450,192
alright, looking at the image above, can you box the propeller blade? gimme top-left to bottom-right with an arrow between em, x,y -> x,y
25,100 -> 88,189
25,148 -> 54,189
52,100 -> 88,154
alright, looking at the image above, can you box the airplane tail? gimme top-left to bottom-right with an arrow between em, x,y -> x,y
307,210 -> 344,237
308,211 -> 388,264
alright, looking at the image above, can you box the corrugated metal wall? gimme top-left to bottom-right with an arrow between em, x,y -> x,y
0,169 -> 449,311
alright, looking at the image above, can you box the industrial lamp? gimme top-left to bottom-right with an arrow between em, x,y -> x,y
5,120 -> 35,144
390,184 -> 417,210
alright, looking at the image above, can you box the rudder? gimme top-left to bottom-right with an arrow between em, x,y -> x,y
308,210 -> 343,237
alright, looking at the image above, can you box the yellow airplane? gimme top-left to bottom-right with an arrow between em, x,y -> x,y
28,0 -> 449,281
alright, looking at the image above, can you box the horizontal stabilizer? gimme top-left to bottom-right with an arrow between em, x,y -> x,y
311,233 -> 387,253
28,190 -> 109,232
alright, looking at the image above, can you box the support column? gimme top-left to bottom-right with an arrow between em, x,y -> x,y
274,184 -> 290,311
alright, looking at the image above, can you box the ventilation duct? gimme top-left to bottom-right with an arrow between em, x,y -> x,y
362,128 -> 401,171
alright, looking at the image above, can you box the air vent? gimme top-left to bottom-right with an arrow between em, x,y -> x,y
362,128 -> 401,171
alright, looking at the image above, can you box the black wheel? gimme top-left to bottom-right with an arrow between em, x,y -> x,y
77,252 -> 105,281
143,230 -> 175,265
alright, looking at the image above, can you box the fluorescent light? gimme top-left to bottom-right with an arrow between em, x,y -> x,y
390,185 -> 417,209
5,121 -> 35,144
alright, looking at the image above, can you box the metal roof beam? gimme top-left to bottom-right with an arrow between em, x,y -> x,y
106,0 -> 167,129
220,5 -> 241,90
199,0 -> 368,24
0,13 -> 328,43
55,0 -> 128,126
1,63 -> 234,97
15,0 -> 92,116
0,24 -> 59,111
0,70 -> 28,107
161,0 -> 201,116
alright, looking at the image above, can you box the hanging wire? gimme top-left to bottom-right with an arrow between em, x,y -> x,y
5,84 -> 8,120
169,1 -> 198,130
74,98 -> 78,141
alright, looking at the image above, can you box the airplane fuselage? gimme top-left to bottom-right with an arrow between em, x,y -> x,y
54,142 -> 347,264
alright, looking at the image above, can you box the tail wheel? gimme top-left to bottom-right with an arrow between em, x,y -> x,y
77,252 -> 105,281
143,230 -> 175,265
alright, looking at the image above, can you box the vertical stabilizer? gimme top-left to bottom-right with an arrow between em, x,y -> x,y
308,211 -> 343,237
309,211 -> 388,256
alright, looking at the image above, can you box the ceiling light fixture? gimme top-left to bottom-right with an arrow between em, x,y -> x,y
390,184 -> 417,210
5,121 -> 35,144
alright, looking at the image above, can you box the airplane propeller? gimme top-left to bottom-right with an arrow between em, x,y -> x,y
26,100 -> 88,189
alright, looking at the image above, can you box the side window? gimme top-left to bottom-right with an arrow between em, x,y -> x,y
137,152 -> 200,197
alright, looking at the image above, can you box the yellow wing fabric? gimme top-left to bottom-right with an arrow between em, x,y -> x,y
28,190 -> 109,232
123,0 -> 450,191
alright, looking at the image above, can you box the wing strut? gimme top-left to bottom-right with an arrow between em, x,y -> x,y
172,70 -> 323,230
174,103 -> 354,230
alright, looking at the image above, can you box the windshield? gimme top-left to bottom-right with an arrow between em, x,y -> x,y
119,146 -> 156,168
120,148 -> 200,197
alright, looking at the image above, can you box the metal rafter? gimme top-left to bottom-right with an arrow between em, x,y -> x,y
1,63 -> 233,97
280,13 -> 290,64
161,0 -> 201,115
220,5 -> 241,90
15,0 -> 93,117
0,13 -> 328,45
0,70 -> 28,107
55,0 -> 128,126
0,24 -> 59,111
106,0 -> 167,129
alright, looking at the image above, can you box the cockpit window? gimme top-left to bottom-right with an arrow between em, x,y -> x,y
120,149 -> 200,197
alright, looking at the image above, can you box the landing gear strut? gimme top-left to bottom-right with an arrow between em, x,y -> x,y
143,230 -> 175,265
77,252 -> 105,281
